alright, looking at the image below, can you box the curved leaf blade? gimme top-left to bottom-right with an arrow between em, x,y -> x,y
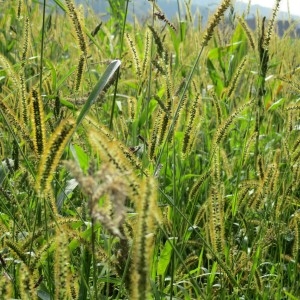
76,59 -> 121,127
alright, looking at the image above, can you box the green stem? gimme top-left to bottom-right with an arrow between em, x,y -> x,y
39,0 -> 46,94
109,0 -> 129,130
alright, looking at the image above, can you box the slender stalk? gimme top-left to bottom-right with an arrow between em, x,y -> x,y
176,0 -> 183,41
109,0 -> 129,130
39,0 -> 47,93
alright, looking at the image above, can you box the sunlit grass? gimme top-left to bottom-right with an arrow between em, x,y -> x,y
0,0 -> 299,299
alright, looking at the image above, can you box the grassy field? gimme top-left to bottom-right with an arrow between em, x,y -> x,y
0,0 -> 299,299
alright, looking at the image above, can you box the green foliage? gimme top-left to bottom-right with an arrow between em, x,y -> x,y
0,0 -> 299,299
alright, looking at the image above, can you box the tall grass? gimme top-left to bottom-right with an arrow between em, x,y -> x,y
0,0 -> 299,299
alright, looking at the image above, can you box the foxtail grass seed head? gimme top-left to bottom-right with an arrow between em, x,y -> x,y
19,72 -> 28,124
0,101 -> 35,152
54,233 -> 72,299
65,0 -> 87,56
237,16 -> 255,51
148,109 -> 161,161
148,25 -> 164,58
75,53 -> 85,92
21,17 -> 29,67
131,177 -> 160,299
0,54 -> 19,90
19,263 -> 36,300
263,0 -> 280,49
36,119 -> 75,193
226,56 -> 248,99
189,169 -> 211,201
154,11 -> 176,31
182,93 -> 201,157
212,100 -> 253,152
126,33 -> 142,78
201,0 -> 231,48
17,0 -> 23,19
141,29 -> 151,75
30,89 -> 46,156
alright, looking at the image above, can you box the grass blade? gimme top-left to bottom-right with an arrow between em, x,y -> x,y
76,59 -> 121,127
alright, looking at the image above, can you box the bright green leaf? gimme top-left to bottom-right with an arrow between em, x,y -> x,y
157,239 -> 174,276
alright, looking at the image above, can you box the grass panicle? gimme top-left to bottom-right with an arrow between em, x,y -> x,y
220,148 -> 232,178
141,29 -> 151,75
21,16 -> 30,67
0,101 -> 35,152
263,0 -> 280,49
156,68 -> 173,146
200,0 -> 231,47
237,16 -> 256,50
20,218 -> 77,252
157,108 -> 171,146
0,279 -> 13,298
36,119 -> 75,193
292,136 -> 300,157
65,0 -> 87,56
225,56 -> 248,99
6,240 -> 28,265
54,232 -> 72,299
212,99 -> 253,153
126,33 -> 142,78
0,54 -> 19,90
30,89 -> 46,155
250,163 -> 278,209
256,154 -> 265,180
87,123 -> 146,176
19,263 -> 37,300
289,212 -> 300,259
127,96 -> 137,122
148,108 -> 162,161
210,90 -> 222,125
148,25 -> 165,59
75,53 -> 85,92
17,0 -> 23,19
189,169 -> 211,201
131,177 -> 160,300
242,131 -> 258,165
88,128 -> 140,198
181,93 -> 201,157
0,0 -> 300,298
238,180 -> 259,210
154,10 -> 176,32
19,72 -> 28,124
209,150 -> 225,253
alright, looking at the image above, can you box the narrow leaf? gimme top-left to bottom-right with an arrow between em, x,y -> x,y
76,60 -> 121,127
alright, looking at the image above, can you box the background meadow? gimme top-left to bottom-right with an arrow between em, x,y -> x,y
0,0 -> 299,299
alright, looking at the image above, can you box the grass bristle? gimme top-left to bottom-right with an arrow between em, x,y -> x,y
0,0 -> 299,298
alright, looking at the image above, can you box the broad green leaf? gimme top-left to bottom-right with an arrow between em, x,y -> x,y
157,239 -> 173,276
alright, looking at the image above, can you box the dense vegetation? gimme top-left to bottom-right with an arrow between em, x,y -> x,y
0,0 -> 299,299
